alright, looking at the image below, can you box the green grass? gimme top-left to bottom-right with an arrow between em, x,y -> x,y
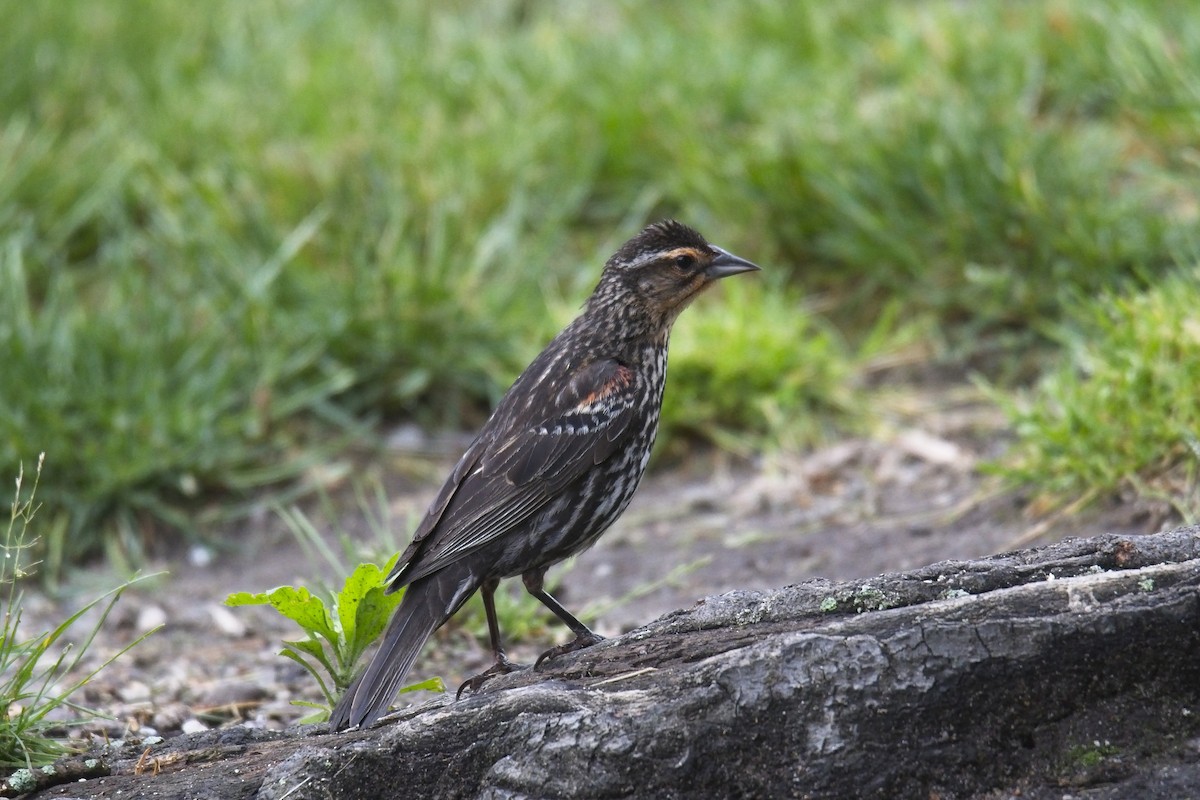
1,0 -> 1198,559
660,277 -> 860,453
1,457 -> 158,769
745,2 -> 1195,339
993,267 -> 1200,522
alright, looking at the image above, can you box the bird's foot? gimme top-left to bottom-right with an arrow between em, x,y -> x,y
456,653 -> 523,699
534,631 -> 606,671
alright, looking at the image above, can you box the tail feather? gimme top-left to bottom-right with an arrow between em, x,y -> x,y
330,565 -> 478,730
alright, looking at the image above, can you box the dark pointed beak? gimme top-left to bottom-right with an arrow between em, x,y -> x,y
705,246 -> 761,279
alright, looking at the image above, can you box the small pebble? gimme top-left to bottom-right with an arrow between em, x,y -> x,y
137,605 -> 168,632
387,423 -> 427,450
189,545 -> 215,568
152,702 -> 191,732
180,718 -> 208,734
200,680 -> 270,709
117,680 -> 151,703
209,604 -> 248,637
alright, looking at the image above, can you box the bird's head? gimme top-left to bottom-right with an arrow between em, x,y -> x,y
588,220 -> 760,333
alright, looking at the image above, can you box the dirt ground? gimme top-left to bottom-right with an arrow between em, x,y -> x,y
13,386 -> 1177,753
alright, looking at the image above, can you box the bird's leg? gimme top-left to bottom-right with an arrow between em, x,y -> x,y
456,578 -> 521,698
523,568 -> 605,670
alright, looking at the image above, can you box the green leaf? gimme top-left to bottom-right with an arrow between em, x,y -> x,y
293,705 -> 331,725
226,586 -> 336,641
349,583 -> 405,664
329,555 -> 401,666
399,675 -> 446,695
290,700 -> 328,710
223,591 -> 263,606
279,647 -> 333,706
332,561 -> 382,657
283,638 -> 336,681
228,557 -> 435,715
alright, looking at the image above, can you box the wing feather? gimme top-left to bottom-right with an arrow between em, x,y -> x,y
388,358 -> 638,588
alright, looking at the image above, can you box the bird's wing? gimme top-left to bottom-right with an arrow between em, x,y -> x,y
387,358 -> 639,588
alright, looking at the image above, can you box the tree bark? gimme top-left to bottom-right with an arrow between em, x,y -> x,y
12,528 -> 1200,800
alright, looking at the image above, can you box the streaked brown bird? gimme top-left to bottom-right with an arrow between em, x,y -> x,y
330,220 -> 759,730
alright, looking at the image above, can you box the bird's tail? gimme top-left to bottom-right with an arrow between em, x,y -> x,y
329,564 -> 478,730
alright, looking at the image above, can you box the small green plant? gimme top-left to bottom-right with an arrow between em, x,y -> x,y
1,455 -> 159,770
660,279 -> 857,453
992,267 -> 1200,521
226,556 -> 444,723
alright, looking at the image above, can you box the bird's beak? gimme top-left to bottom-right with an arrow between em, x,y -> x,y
705,246 -> 761,279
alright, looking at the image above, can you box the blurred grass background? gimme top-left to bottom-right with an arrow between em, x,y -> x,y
1,0 -> 1197,565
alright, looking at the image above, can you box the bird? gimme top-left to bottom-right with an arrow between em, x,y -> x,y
329,220 -> 759,730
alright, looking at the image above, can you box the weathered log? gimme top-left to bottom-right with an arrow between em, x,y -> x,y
13,528 -> 1200,800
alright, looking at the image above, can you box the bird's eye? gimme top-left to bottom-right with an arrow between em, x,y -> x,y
673,253 -> 696,270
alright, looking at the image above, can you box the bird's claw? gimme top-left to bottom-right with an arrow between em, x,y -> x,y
456,654 -> 523,699
534,631 -> 606,671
